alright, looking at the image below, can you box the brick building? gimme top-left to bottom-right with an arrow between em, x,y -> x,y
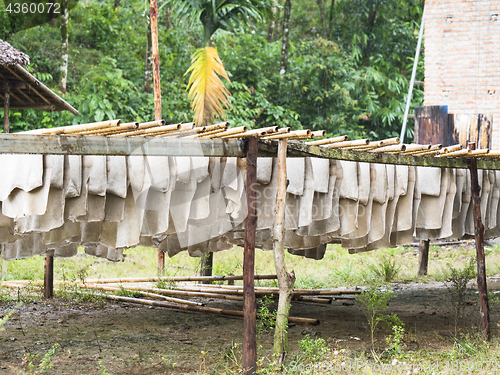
424,0 -> 500,148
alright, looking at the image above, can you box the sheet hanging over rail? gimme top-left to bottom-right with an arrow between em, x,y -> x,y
0,154 -> 496,261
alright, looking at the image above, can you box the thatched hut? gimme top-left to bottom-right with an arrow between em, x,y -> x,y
0,39 -> 78,132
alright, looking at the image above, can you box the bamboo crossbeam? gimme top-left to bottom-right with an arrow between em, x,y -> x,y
307,136 -> 348,146
441,144 -> 463,154
203,122 -> 229,133
401,144 -> 432,154
79,122 -> 139,136
80,284 -> 203,306
440,149 -> 471,157
153,127 -> 205,138
221,126 -> 280,139
41,120 -> 121,135
406,144 -> 443,156
174,285 -> 361,296
105,295 -> 319,325
204,126 -> 248,139
370,144 -> 407,153
343,137 -> 401,151
263,129 -> 311,140
196,128 -> 228,138
294,296 -> 332,304
311,130 -> 326,138
114,123 -> 182,137
86,120 -> 167,136
478,150 -> 500,159
469,149 -> 490,157
326,139 -> 369,148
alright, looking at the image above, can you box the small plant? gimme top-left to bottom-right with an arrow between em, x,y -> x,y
22,343 -> 60,374
117,285 -> 142,298
385,324 -> 406,358
98,360 -> 110,375
257,295 -> 276,335
356,286 -> 402,360
298,335 -> 329,363
160,356 -> 177,373
446,257 -> 476,334
331,260 -> 353,282
369,256 -> 401,282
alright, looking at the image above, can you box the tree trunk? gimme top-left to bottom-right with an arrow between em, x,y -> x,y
165,5 -> 172,30
418,239 -> 429,276
316,0 -> 327,38
267,7 -> 276,42
144,28 -> 152,93
328,0 -> 335,36
59,0 -> 69,95
150,0 -> 161,121
3,82 -> 9,134
273,139 -> 295,363
279,0 -> 292,74
275,0 -> 283,41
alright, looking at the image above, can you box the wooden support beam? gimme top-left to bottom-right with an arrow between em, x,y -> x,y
200,252 -> 213,283
418,239 -> 429,276
469,142 -> 491,341
157,249 -> 165,273
44,253 -> 54,299
243,137 -> 258,375
3,82 -> 9,134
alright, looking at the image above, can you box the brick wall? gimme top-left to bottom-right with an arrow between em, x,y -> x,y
424,0 -> 500,148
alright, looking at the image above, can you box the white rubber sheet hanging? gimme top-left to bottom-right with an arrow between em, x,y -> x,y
0,154 -> 496,261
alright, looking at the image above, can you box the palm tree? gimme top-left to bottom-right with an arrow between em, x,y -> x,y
168,0 -> 273,125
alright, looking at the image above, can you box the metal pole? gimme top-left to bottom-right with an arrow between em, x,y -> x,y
400,6 -> 426,143
243,137 -> 258,374
469,142 -> 491,341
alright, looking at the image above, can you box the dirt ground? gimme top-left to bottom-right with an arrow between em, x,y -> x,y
0,279 -> 499,375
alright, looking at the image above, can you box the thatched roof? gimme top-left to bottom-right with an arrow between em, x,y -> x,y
0,40 -> 30,66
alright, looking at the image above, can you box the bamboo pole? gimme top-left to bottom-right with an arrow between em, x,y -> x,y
440,149 -> 471,157
243,137 -> 258,374
3,82 -> 9,134
310,130 -> 326,138
114,123 -> 181,137
82,120 -> 166,136
307,135 -> 348,146
263,129 -> 311,140
41,119 -> 121,135
326,139 -> 369,148
406,144 -> 443,155
152,126 -> 205,138
196,128 -> 228,138
343,137 -> 401,151
78,122 -> 139,136
80,284 -> 203,306
370,144 -> 407,153
82,274 -> 278,284
221,126 -> 279,139
441,144 -> 463,154
105,295 -> 319,325
400,144 -> 432,154
294,296 -> 331,304
469,142 -> 491,341
203,122 -> 229,132
205,126 -> 247,139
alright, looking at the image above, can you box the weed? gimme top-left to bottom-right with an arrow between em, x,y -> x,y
117,285 -> 142,298
22,343 -> 59,374
257,295 -> 276,335
0,304 -> 19,332
298,335 -> 329,363
356,286 -> 402,359
98,360 -> 110,375
368,256 -> 401,283
384,324 -> 406,359
331,260 -> 353,282
160,356 -> 177,373
446,257 -> 476,334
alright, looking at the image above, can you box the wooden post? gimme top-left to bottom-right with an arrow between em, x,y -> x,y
3,82 -> 10,134
273,139 -> 295,363
469,142 -> 491,341
243,137 -> 258,375
200,252 -> 213,283
44,253 -> 54,299
150,0 -> 164,272
418,239 -> 429,276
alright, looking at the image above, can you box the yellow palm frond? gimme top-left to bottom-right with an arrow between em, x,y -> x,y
185,47 -> 232,125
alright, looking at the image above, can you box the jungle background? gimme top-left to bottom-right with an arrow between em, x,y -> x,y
0,0 -> 424,140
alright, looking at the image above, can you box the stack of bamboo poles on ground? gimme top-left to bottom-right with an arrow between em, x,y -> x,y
1,275 -> 362,325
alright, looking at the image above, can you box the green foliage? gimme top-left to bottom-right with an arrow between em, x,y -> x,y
0,304 -> 19,333
257,295 -> 276,335
356,286 -> 402,355
23,343 -> 60,375
446,257 -> 477,332
98,360 -> 110,375
298,335 -> 329,363
385,324 -> 406,358
368,256 -> 401,283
